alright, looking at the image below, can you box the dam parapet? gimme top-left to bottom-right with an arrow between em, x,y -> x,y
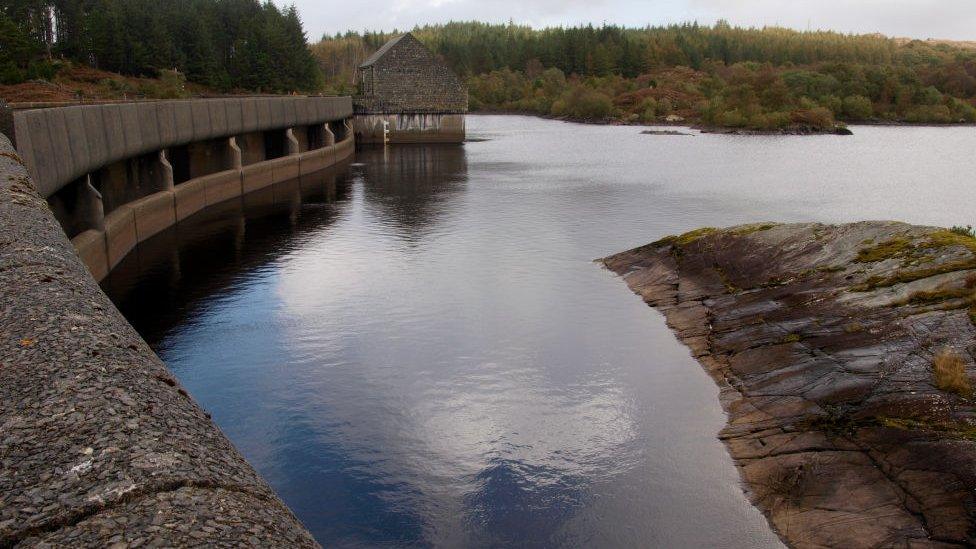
8,96 -> 354,281
0,130 -> 320,547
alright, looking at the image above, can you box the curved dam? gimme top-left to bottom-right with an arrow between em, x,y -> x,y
0,96 -> 354,546
6,112 -> 976,547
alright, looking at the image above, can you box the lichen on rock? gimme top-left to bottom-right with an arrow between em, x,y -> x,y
602,221 -> 976,548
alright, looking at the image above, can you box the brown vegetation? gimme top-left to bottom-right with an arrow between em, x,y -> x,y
0,64 -> 215,104
933,348 -> 972,397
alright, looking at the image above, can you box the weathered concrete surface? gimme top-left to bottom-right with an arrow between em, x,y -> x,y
71,134 -> 354,282
0,132 -> 319,546
11,97 -> 353,198
354,113 -> 466,144
603,222 -> 976,548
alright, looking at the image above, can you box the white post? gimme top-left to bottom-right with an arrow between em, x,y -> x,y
227,137 -> 243,169
157,150 -> 174,191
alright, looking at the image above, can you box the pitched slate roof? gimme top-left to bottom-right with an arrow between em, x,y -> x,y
359,33 -> 412,68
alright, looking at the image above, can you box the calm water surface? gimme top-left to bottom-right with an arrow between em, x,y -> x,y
106,116 -> 976,547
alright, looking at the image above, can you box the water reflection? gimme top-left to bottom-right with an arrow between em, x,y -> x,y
110,116 -> 967,548
360,144 -> 468,243
105,164 -> 353,351
263,145 -> 641,546
263,141 -> 759,547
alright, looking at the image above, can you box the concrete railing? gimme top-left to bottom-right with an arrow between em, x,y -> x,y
11,96 -> 352,198
72,124 -> 354,281
0,132 -> 320,546
8,97 -> 354,282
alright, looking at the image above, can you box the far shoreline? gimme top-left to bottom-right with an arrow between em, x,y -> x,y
467,109 -> 976,134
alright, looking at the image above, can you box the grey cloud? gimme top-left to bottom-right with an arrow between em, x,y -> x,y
284,0 -> 976,42
687,0 -> 976,40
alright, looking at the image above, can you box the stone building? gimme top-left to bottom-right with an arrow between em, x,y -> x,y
354,33 -> 468,143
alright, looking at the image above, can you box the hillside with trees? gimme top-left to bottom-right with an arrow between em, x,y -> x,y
315,22 -> 976,130
0,0 -> 321,96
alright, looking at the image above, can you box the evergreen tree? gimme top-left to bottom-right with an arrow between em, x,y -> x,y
0,0 -> 322,92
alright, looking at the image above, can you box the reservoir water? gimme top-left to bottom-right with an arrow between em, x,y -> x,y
104,115 -> 976,547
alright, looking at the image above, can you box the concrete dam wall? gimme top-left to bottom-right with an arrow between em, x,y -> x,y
7,96 -> 354,281
10,96 -> 352,198
0,96 -> 356,547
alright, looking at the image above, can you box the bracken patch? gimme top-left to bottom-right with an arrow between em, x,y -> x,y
933,348 -> 972,397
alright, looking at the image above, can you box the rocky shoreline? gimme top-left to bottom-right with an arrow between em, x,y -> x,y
695,125 -> 854,136
602,221 -> 976,548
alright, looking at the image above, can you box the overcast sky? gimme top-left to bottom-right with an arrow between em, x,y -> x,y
282,0 -> 976,43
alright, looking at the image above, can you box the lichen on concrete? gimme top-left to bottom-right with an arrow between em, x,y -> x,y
603,221 -> 976,548
0,131 -> 319,547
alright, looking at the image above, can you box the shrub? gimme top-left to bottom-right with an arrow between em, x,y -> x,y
792,106 -> 835,128
550,86 -> 614,120
933,348 -> 971,397
717,109 -> 747,127
99,78 -> 134,95
638,97 -> 658,121
26,59 -> 59,81
950,225 -> 976,238
821,94 -> 842,115
905,105 -> 952,123
915,85 -> 943,106
0,61 -> 24,85
156,69 -> 189,99
765,111 -> 792,128
638,97 -> 657,112
657,97 -> 674,116
957,102 -> 976,123
747,113 -> 769,129
842,95 -> 873,120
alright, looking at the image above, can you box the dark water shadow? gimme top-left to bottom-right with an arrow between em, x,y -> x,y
103,163 -> 354,346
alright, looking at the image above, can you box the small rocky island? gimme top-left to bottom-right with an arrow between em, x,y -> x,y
602,221 -> 976,548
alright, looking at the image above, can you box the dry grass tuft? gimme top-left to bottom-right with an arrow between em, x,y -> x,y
933,348 -> 972,397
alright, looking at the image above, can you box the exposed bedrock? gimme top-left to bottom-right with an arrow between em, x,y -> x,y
603,221 -> 976,548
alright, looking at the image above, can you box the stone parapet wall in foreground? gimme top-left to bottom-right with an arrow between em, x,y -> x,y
0,132 -> 319,547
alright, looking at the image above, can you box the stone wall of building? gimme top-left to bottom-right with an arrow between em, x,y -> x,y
355,34 -> 467,114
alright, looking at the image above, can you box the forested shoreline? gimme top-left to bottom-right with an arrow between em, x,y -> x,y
0,0 -> 320,94
3,3 -> 976,132
316,22 -> 976,130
